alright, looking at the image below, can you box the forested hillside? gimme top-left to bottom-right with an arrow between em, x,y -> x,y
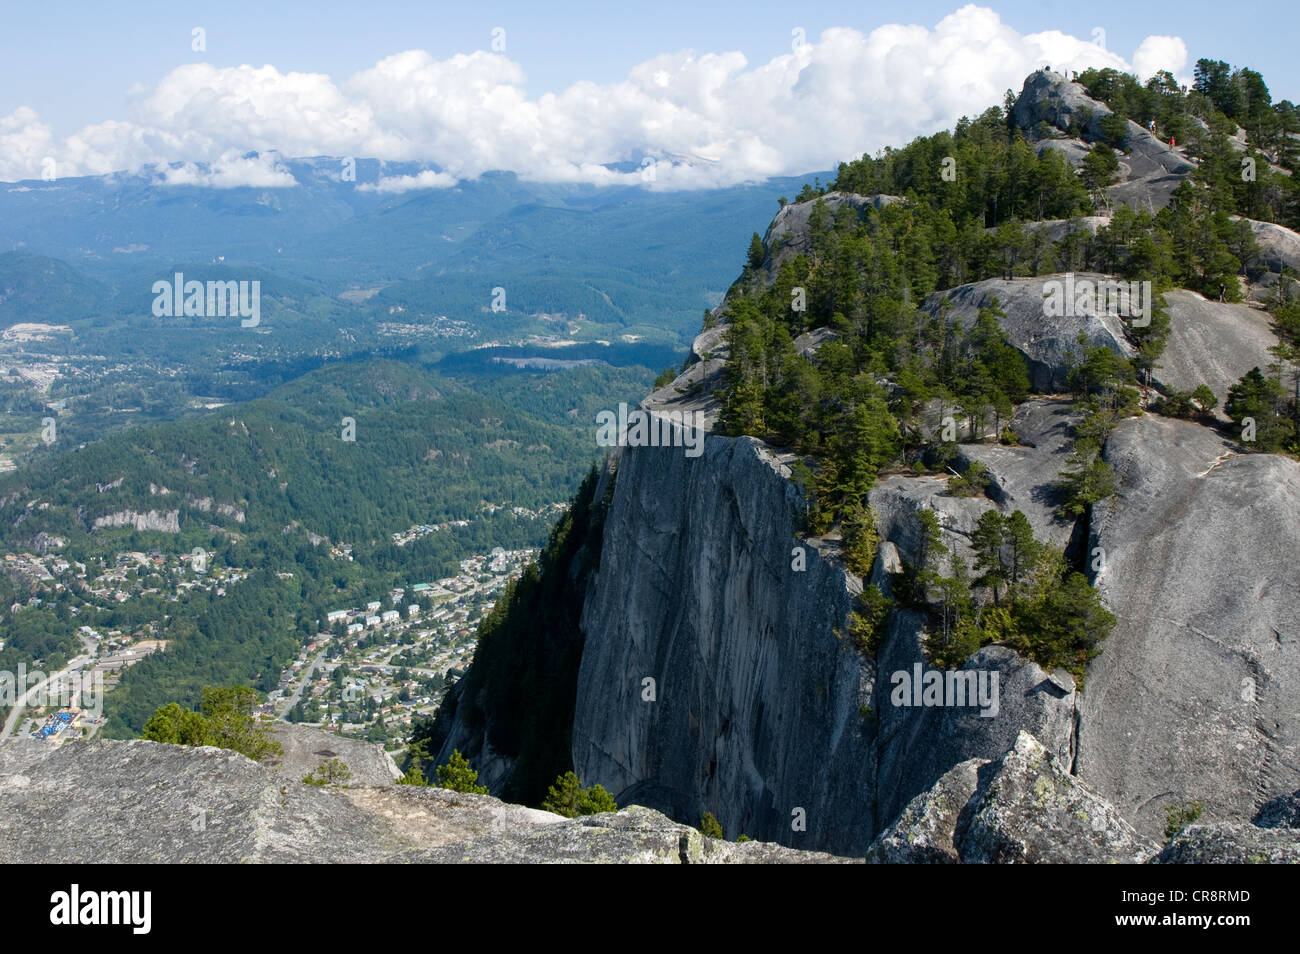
0,359 -> 652,736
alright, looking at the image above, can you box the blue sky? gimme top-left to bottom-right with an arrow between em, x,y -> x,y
1,1 -> 1295,186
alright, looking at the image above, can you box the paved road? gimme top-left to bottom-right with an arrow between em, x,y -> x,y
0,645 -> 95,743
278,649 -> 328,719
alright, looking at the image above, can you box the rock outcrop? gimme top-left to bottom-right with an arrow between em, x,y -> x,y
865,757 -> 983,863
1077,415 -> 1300,837
1012,70 -> 1114,142
869,732 -> 1157,864
1011,69 -> 1195,210
268,723 -> 401,787
1243,218 -> 1300,275
921,274 -> 1135,391
0,735 -> 839,863
956,399 -> 1078,548
90,509 -> 181,533
957,732 -> 1156,863
921,276 -> 1278,406
1154,826 -> 1300,864
1153,290 -> 1278,408
759,191 -> 899,280
1153,782 -> 1300,862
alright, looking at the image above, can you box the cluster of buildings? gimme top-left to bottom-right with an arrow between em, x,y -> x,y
266,547 -> 536,748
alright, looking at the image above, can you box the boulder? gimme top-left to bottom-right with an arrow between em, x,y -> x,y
957,731 -> 1157,864
268,723 -> 401,787
1254,789 -> 1300,829
1153,824 -> 1300,864
1242,217 -> 1300,275
866,758 -> 984,863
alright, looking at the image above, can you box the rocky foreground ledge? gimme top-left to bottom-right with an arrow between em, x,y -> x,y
2,730 -> 1296,863
0,735 -> 842,864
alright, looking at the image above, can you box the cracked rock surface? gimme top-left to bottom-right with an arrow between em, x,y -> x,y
1078,415 -> 1300,837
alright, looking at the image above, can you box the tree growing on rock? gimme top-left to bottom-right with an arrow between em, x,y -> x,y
436,750 -> 489,795
541,771 -> 618,817
1226,366 -> 1292,451
141,686 -> 282,762
303,757 -> 352,787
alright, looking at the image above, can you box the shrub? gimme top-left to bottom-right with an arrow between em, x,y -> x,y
700,812 -> 724,839
1164,801 -> 1205,840
947,460 -> 991,497
303,757 -> 352,787
846,585 -> 893,656
397,764 -> 429,786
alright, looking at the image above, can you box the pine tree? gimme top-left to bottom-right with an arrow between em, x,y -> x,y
436,750 -> 489,795
841,502 -> 881,576
971,510 -> 1008,604
1004,510 -> 1040,596
541,771 -> 618,817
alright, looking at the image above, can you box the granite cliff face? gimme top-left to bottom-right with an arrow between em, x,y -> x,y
569,422 -> 1082,854
560,349 -> 1300,853
570,434 -> 875,849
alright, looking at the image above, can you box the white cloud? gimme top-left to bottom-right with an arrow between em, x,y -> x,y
1132,35 -> 1190,85
359,169 -> 458,193
0,107 -> 55,179
152,152 -> 298,188
0,6 -> 1190,189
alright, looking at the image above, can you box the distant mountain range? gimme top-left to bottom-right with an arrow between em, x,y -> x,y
0,160 -> 829,341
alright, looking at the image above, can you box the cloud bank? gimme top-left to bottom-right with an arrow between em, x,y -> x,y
0,5 -> 1191,189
